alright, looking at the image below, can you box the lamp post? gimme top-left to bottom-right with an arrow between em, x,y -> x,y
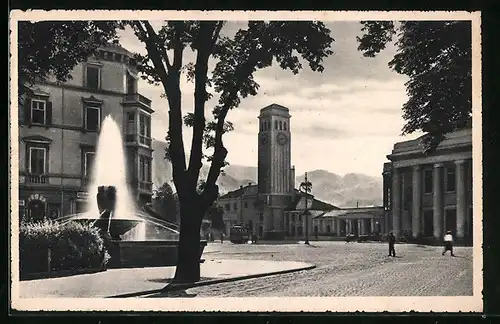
300,172 -> 312,245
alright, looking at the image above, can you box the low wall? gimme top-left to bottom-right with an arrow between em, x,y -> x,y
110,240 -> 208,268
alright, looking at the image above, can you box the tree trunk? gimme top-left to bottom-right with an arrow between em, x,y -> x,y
171,202 -> 204,284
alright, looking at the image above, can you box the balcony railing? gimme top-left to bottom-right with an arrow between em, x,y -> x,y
123,93 -> 152,108
124,134 -> 152,147
26,174 -> 48,184
139,181 -> 153,191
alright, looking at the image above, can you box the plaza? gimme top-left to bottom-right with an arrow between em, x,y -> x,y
20,241 -> 473,298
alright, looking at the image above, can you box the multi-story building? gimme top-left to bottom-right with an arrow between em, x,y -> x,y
18,43 -> 154,222
383,128 -> 473,242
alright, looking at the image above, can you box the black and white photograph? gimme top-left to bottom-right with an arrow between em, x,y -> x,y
9,10 -> 482,312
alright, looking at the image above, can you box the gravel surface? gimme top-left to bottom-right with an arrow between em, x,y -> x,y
184,241 -> 473,297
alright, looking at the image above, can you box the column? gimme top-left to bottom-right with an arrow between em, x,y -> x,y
357,219 -> 361,235
336,219 -> 340,236
370,218 -> 375,233
392,168 -> 401,238
412,165 -> 422,238
433,163 -> 444,239
455,160 -> 466,238
345,220 -> 349,235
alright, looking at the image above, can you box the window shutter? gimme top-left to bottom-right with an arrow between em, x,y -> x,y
46,101 -> 53,126
24,97 -> 31,125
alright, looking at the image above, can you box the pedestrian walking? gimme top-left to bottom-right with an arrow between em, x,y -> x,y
220,232 -> 224,244
388,231 -> 396,257
442,230 -> 455,256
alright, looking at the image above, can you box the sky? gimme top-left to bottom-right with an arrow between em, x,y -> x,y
118,21 -> 423,178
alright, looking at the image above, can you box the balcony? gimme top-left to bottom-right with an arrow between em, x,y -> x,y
124,133 -> 152,148
24,174 -> 49,184
122,93 -> 152,111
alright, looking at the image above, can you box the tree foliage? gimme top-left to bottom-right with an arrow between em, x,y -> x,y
18,21 -> 122,97
205,204 -> 225,230
153,181 -> 179,223
357,21 -> 472,151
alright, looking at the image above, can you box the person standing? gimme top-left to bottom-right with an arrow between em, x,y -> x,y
442,230 -> 455,256
388,231 -> 396,257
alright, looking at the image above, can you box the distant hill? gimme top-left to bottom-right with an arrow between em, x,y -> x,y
152,140 -> 382,207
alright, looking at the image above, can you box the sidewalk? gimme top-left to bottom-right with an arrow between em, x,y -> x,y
19,259 -> 314,298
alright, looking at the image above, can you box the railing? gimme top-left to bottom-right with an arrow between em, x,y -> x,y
139,181 -> 153,191
124,134 -> 152,147
26,174 -> 48,184
123,93 -> 152,108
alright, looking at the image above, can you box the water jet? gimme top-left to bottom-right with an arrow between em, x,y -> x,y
59,116 -> 206,268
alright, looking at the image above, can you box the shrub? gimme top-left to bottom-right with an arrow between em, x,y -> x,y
20,220 -> 110,275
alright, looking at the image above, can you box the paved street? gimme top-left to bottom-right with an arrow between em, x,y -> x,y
175,241 -> 473,297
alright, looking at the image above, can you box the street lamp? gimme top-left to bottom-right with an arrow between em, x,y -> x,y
300,172 -> 312,245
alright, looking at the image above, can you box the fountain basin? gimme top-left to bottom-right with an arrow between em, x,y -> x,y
108,240 -> 208,268
73,219 -> 141,240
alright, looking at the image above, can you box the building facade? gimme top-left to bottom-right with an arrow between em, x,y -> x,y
383,129 -> 473,242
314,207 -> 385,237
18,44 -> 154,222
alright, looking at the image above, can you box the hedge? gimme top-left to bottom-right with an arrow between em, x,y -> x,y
19,220 -> 110,276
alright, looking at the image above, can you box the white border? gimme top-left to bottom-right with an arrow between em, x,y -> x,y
9,10 -> 483,313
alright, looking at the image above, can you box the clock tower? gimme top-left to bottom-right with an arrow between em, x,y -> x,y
257,104 -> 294,237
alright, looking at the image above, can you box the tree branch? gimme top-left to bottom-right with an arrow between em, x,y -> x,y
187,22 -> 221,190
142,21 -> 173,72
134,21 -> 187,191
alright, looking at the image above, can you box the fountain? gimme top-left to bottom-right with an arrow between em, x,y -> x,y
59,116 -> 206,268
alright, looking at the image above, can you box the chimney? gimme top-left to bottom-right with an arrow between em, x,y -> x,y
248,182 -> 252,187
356,201 -> 359,208
240,185 -> 243,189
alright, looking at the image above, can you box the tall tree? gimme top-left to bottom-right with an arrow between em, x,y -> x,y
129,20 -> 334,284
205,204 -> 225,230
18,21 -> 122,97
357,21 -> 472,151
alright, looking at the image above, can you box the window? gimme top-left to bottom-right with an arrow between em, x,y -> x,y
327,225 -> 331,233
126,111 -> 135,135
275,120 -> 278,129
284,122 -> 287,131
259,212 -> 264,221
126,72 -> 137,94
29,147 -> 46,174
139,113 -> 151,145
298,215 -> 302,222
139,155 -> 151,182
225,204 -> 230,211
84,152 -> 95,178
86,65 -> 101,90
233,203 -> 237,210
244,202 -> 248,208
31,99 -> 46,124
424,169 -> 433,194
291,214 -> 296,222
279,121 -> 283,130
446,166 -> 456,192
85,105 -> 101,131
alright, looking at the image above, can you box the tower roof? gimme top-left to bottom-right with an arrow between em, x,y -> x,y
259,103 -> 291,118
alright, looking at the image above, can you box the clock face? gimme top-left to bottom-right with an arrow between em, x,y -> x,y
277,132 -> 288,145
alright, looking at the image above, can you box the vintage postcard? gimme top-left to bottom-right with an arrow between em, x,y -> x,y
9,10 -> 482,312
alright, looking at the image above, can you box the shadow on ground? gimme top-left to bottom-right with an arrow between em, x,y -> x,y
145,290 -> 197,298
148,277 -> 212,284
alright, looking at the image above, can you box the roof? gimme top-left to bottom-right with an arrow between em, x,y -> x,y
219,185 -> 339,212
287,189 -> 339,211
387,128 -> 472,161
98,43 -> 134,57
219,184 -> 258,199
319,206 -> 385,219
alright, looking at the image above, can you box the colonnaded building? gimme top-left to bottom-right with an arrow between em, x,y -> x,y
18,44 -> 154,222
383,128 -> 473,243
217,104 -> 386,239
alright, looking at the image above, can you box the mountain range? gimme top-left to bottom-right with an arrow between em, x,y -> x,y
152,140 -> 383,208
